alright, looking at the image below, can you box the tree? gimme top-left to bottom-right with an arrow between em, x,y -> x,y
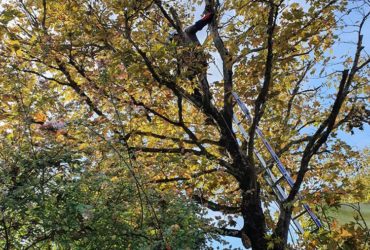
0,61 -> 214,249
0,0 -> 369,249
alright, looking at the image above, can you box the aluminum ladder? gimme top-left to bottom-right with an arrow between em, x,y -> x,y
231,91 -> 322,234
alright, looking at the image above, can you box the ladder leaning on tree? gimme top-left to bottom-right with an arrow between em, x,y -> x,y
231,91 -> 322,234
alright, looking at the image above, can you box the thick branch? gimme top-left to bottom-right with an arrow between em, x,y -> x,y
192,195 -> 241,214
248,2 -> 278,162
273,8 -> 367,247
153,0 -> 182,33
290,69 -> 349,201
217,227 -> 242,238
206,0 -> 234,129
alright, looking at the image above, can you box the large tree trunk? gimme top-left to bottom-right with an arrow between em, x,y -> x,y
273,208 -> 292,250
217,113 -> 269,249
240,177 -> 267,250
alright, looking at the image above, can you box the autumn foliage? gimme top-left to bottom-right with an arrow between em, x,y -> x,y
0,0 -> 369,249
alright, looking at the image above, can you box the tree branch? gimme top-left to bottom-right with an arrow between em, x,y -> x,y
54,59 -> 104,116
283,62 -> 312,126
206,0 -> 234,130
121,17 -> 204,109
129,146 -> 203,155
42,0 -> 47,29
216,227 -> 242,238
192,194 -> 241,214
126,131 -> 220,146
153,0 -> 182,33
22,67 -> 103,117
128,94 -> 180,126
152,168 -> 221,184
291,69 -> 349,201
248,2 -> 278,162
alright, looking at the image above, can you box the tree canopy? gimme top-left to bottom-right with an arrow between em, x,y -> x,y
0,0 -> 369,249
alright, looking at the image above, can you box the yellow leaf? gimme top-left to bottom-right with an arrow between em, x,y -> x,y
303,231 -> 311,238
33,112 -> 46,123
340,229 -> 352,237
55,134 -> 65,142
111,176 -> 119,182
78,143 -> 89,150
28,35 -> 37,44
8,39 -> 20,46
331,220 -> 338,229
15,49 -> 23,57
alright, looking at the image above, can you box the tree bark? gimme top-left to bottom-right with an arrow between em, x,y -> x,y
240,178 -> 267,250
273,209 -> 292,250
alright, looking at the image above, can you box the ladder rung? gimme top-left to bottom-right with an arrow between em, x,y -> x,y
272,175 -> 285,187
293,210 -> 307,220
311,227 -> 320,233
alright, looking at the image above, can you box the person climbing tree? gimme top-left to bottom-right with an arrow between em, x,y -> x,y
168,12 -> 214,44
168,11 -> 214,104
187,12 -> 214,41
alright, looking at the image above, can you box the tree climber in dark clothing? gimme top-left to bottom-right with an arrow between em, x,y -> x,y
168,11 -> 214,104
185,12 -> 214,44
